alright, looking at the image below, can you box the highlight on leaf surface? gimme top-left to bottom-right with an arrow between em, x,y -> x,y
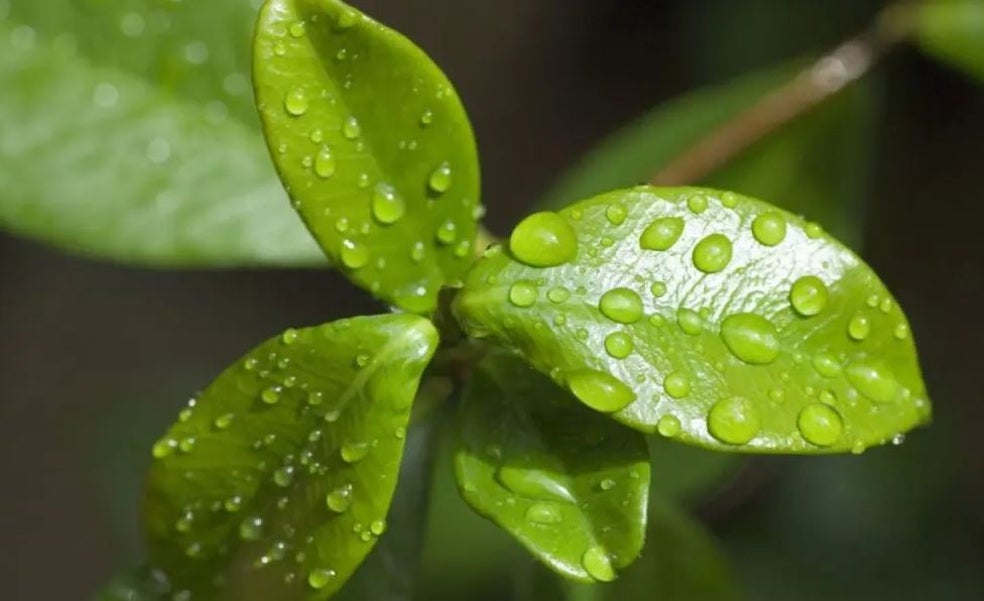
455,351 -> 650,583
254,0 -> 481,313
143,314 -> 438,600
454,186 -> 932,454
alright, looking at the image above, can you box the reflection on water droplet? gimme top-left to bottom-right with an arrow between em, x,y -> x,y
284,87 -> 309,116
428,162 -> 453,193
707,397 -> 760,445
509,212 -> 577,267
657,414 -> 682,437
790,276 -> 828,317
798,403 -> 843,447
326,484 -> 353,513
509,281 -> 538,308
848,313 -> 871,341
604,332 -> 634,359
342,116 -> 361,139
663,372 -> 691,399
340,239 -> 370,269
599,288 -> 644,324
606,203 -> 628,225
640,217 -> 684,251
239,516 -> 264,541
371,183 -> 406,224
568,370 -> 636,413
752,212 -> 787,246
692,234 -> 733,273
687,193 -> 708,214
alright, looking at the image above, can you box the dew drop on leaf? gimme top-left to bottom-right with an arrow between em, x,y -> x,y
525,502 -> 563,525
497,464 -> 576,503
720,313 -> 780,365
846,361 -> 901,403
340,239 -> 370,269
707,397 -> 760,445
663,372 -> 691,399
605,203 -> 628,225
239,516 -> 264,541
284,87 -> 309,116
340,441 -> 370,464
790,276 -> 829,317
639,217 -> 684,251
581,545 -> 615,582
798,403 -> 844,447
657,414 -> 682,438
547,286 -> 571,304
687,193 -> 709,214
509,212 -> 578,268
598,288 -> 644,324
342,116 -> 361,139
325,483 -> 354,513
751,212 -> 787,246
371,183 -> 406,225
568,370 -> 636,413
314,146 -> 336,178
677,308 -> 704,336
307,568 -> 336,590
604,332 -> 634,359
428,162 -> 453,193
436,220 -> 458,245
848,313 -> 871,341
692,233 -> 733,273
509,281 -> 538,308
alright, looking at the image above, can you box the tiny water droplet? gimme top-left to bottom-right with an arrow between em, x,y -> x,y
239,516 -> 264,541
846,361 -> 900,403
273,466 -> 295,487
509,281 -> 538,308
308,568 -> 336,590
314,146 -> 336,178
342,116 -> 361,139
261,386 -> 282,405
687,193 -> 709,214
435,220 -> 458,245
677,308 -> 704,336
663,372 -> 691,399
605,203 -> 628,225
581,546 -> 615,582
526,503 -> 563,525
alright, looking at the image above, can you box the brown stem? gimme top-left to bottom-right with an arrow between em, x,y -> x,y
649,1 -> 919,187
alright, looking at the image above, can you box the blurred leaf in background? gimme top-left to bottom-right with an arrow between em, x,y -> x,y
915,0 -> 984,82
0,0 -> 322,266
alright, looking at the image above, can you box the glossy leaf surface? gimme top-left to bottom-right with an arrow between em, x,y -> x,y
254,0 -> 481,313
518,500 -> 740,601
916,0 -> 984,82
143,314 -> 438,600
0,0 -> 323,266
455,351 -> 649,583
538,65 -> 875,246
455,186 -> 931,453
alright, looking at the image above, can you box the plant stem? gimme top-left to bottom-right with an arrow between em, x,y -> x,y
649,1 -> 920,187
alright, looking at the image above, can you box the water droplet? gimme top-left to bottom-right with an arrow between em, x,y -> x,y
509,212 -> 578,267
548,286 -> 571,304
640,217 -> 684,251
677,308 -> 704,336
175,511 -> 194,533
790,276 -> 828,317
650,281 -> 667,297
342,116 -> 361,139
798,404 -> 844,447
369,520 -> 386,536
720,313 -> 780,364
436,220 -> 458,245
599,478 -> 616,491
606,203 -> 628,225
370,183 -> 406,225
337,8 -> 358,29
687,193 -> 709,214
497,464 -> 575,503
284,87 -> 309,116
692,234 -> 733,273
281,329 -> 299,345
812,353 -> 842,377
847,313 -> 871,341
428,162 -> 453,193
261,386 -> 282,405
307,567 -> 336,590
340,239 -> 370,269
410,242 -> 426,263
752,212 -> 787,246
604,332 -> 634,359
419,109 -> 434,126
846,361 -> 900,403
509,281 -> 538,308
663,372 -> 691,398
341,441 -> 370,463
568,370 -> 636,413
599,288 -> 644,324
805,223 -> 823,238
185,542 -> 204,558
273,466 -> 295,487
721,192 -> 738,208
582,546 -> 615,582
120,13 -> 145,38
326,484 -> 353,513
239,516 -> 264,541
178,437 -> 196,453
313,146 -> 336,178
707,397 -> 760,445
657,414 -> 682,437
214,413 -> 235,430
879,298 -> 893,313
894,323 -> 910,340
526,503 -> 563,525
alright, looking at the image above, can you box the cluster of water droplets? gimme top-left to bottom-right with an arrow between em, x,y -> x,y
494,191 -> 918,450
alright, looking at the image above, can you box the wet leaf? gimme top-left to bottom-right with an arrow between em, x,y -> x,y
254,0 -> 481,313
0,0 -> 323,266
454,186 -> 931,453
916,0 -> 984,82
455,351 -> 649,583
143,314 -> 438,600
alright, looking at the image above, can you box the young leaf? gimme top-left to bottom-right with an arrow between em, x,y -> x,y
0,0 -> 323,266
143,314 -> 439,601
517,500 -> 741,601
538,65 -> 875,246
454,186 -> 931,454
254,0 -> 481,313
455,351 -> 650,583
915,0 -> 984,82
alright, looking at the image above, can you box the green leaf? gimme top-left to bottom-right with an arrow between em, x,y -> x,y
915,0 -> 984,82
94,566 -> 171,601
517,500 -> 741,601
454,186 -> 931,454
143,314 -> 439,601
254,0 -> 481,313
0,0 -> 324,266
538,64 -> 875,246
455,351 -> 650,583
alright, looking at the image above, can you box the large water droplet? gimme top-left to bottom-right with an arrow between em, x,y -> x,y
428,162 -> 453,193
657,414 -> 682,437
581,546 -> 615,582
687,193 -> 709,214
509,212 -> 578,267
846,361 -> 900,403
599,288 -> 644,324
692,234 -> 733,273
707,397 -> 760,445
307,568 -> 336,590
639,217 -> 684,251
314,147 -> 336,178
341,441 -> 370,463
371,183 -> 406,225
720,313 -> 780,365
663,372 -> 691,398
790,276 -> 828,317
509,281 -> 538,308
497,464 -> 575,503
752,212 -> 787,246
604,332 -> 634,359
340,239 -> 370,269
284,87 -> 309,116
812,353 -> 842,378
326,484 -> 353,513
797,403 -> 844,447
568,370 -> 636,413
848,313 -> 871,341
677,308 -> 704,336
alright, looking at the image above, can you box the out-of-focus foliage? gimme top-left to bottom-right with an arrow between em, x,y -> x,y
916,0 -> 984,82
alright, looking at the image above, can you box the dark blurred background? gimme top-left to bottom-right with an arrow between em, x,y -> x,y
1,1 -> 983,599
